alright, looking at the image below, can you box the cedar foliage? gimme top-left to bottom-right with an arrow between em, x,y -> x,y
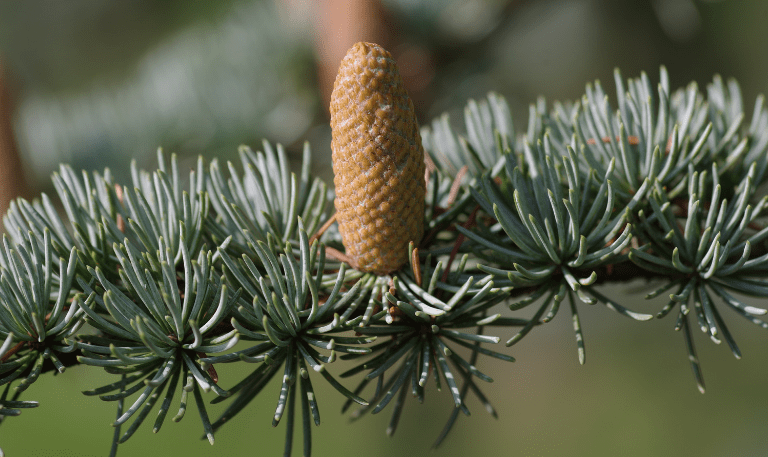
1,66 -> 767,456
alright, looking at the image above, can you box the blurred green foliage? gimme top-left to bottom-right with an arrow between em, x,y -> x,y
1,0 -> 766,189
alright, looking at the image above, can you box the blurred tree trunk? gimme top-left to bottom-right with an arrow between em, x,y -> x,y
311,0 -> 388,110
0,61 -> 27,218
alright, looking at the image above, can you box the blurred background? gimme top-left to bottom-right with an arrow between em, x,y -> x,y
1,0 -> 767,456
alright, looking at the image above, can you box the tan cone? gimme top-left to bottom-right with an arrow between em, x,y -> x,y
330,42 -> 426,274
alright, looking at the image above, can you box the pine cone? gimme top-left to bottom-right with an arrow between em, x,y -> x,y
330,42 -> 426,274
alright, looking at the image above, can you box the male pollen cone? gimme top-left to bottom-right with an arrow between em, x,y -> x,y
330,42 -> 426,275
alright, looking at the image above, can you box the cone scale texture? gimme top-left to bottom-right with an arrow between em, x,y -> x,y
330,42 -> 426,274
